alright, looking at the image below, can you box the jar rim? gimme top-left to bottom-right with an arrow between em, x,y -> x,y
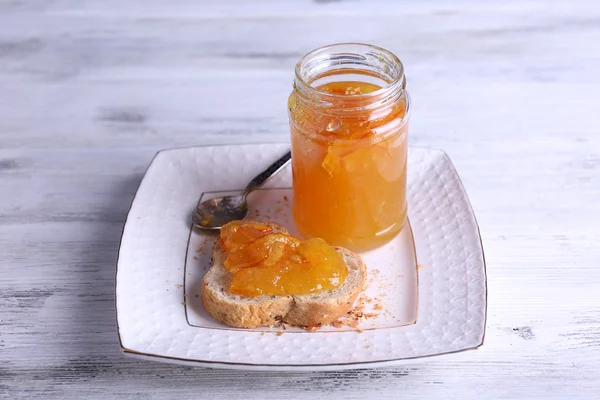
290,43 -> 410,144
294,42 -> 406,103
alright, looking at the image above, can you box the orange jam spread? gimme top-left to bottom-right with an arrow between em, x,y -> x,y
220,221 -> 348,297
289,81 -> 409,252
317,81 -> 381,97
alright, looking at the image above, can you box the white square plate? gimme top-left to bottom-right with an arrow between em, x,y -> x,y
116,143 -> 487,370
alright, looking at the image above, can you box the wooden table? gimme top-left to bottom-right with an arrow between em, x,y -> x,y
2,0 -> 599,398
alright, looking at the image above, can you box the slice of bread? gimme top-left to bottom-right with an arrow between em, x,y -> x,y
201,223 -> 367,329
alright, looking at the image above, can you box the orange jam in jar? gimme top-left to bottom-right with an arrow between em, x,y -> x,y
220,221 -> 348,297
288,43 -> 410,252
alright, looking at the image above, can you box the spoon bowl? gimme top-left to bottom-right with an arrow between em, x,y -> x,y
192,194 -> 248,230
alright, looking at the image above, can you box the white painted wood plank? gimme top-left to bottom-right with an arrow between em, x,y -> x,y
1,0 -> 599,398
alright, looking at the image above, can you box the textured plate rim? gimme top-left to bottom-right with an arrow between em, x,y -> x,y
114,143 -> 488,370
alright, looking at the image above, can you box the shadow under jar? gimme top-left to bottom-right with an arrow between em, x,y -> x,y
288,43 -> 410,252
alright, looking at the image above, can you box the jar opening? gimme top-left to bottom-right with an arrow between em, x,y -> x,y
294,43 -> 406,113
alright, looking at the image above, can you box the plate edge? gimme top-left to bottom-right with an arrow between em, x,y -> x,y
119,342 -> 482,371
437,150 -> 488,348
114,150 -> 164,353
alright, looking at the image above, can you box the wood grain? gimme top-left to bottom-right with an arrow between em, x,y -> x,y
1,0 -> 599,398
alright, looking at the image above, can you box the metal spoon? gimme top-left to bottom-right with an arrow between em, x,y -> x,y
192,151 -> 292,230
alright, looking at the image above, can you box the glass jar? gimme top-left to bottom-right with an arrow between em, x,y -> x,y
288,43 -> 410,252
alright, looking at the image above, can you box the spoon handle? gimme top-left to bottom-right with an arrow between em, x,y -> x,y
244,150 -> 292,194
